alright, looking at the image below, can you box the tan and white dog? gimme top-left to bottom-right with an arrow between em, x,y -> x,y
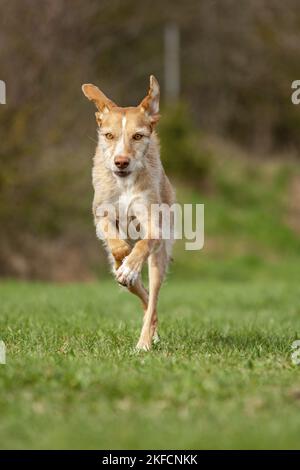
82,75 -> 175,351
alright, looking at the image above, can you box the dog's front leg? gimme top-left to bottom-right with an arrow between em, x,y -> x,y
116,237 -> 166,351
108,238 -> 132,269
115,204 -> 161,287
115,238 -> 159,287
136,247 -> 167,351
97,216 -> 131,270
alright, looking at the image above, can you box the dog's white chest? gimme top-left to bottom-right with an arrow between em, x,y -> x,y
119,190 -> 135,212
118,188 -> 150,214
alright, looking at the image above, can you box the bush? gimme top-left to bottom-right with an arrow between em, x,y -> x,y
159,102 -> 211,183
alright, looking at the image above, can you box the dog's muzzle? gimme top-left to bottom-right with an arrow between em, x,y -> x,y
114,170 -> 131,177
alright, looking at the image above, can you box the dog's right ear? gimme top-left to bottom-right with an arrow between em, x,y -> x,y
82,84 -> 116,122
139,75 -> 160,125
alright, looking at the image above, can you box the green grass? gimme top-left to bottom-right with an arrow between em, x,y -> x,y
1,278 -> 300,449
1,144 -> 300,449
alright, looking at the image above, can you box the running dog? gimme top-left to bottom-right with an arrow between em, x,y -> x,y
82,76 -> 175,350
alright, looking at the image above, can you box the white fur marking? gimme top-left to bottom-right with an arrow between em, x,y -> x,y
116,257 -> 139,286
119,191 -> 134,211
122,115 -> 126,132
113,115 -> 127,159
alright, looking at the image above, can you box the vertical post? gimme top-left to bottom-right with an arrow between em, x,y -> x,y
0,80 -> 6,104
164,23 -> 180,104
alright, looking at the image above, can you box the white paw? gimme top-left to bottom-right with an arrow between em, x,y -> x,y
136,340 -> 151,352
116,258 -> 139,287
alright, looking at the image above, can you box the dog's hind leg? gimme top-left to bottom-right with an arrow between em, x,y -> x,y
127,276 -> 149,311
136,244 -> 168,351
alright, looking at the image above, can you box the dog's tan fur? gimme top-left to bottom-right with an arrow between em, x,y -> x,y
82,76 -> 175,350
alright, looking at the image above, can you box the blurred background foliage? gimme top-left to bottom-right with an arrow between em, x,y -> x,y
1,0 -> 300,280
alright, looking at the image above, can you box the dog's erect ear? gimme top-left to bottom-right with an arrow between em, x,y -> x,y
139,75 -> 160,124
81,84 -> 116,116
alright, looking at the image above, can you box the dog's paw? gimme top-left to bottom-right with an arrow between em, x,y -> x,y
116,257 -> 139,287
136,338 -> 152,352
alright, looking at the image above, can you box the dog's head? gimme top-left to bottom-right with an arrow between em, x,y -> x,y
82,76 -> 160,178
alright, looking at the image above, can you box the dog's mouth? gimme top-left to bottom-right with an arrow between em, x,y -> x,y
114,170 -> 131,178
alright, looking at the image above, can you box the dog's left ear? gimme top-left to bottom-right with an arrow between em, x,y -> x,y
139,75 -> 160,125
82,83 -> 116,117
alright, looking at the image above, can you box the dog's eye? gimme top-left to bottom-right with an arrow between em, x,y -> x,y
133,133 -> 143,141
105,133 -> 114,140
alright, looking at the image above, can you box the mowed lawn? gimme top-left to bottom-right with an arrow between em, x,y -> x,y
1,278 -> 300,449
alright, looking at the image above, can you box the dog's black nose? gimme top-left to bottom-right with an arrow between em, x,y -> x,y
115,156 -> 129,170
